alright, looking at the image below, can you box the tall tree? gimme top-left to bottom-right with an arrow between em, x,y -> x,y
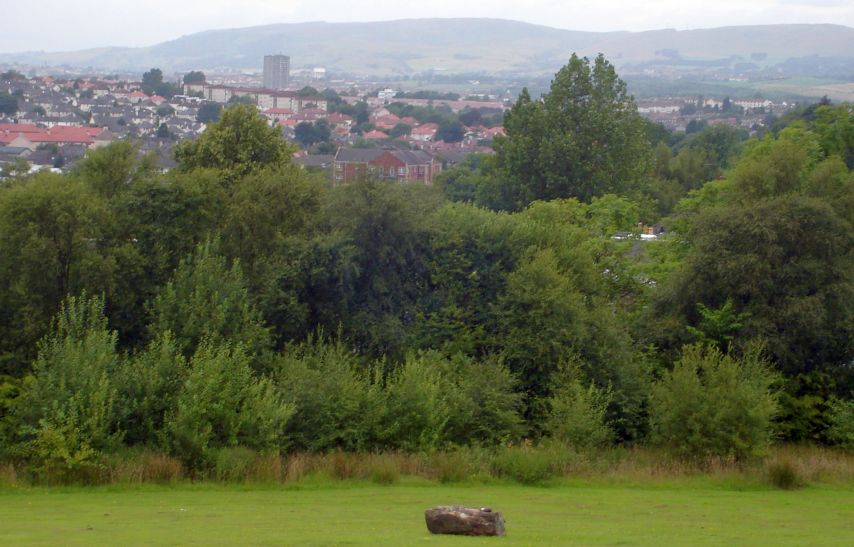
175,104 -> 295,184
0,175 -> 114,375
148,240 -> 270,360
182,71 -> 206,84
0,91 -> 18,116
493,54 -> 651,208
141,68 -> 164,95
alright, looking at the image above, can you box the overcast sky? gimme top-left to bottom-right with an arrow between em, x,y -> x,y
2,0 -> 853,53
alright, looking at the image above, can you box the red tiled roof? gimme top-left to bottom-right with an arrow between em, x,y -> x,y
327,113 -> 352,122
0,123 -> 42,134
33,126 -> 104,143
411,123 -> 438,135
362,130 -> 388,139
372,114 -> 400,123
0,125 -> 105,145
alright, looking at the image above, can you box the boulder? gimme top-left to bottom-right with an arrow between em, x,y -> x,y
424,505 -> 505,536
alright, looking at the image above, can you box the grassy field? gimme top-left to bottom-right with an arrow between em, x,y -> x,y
2,479 -> 853,545
750,78 -> 854,102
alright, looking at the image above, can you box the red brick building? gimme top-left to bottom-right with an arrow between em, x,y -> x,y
333,148 -> 441,184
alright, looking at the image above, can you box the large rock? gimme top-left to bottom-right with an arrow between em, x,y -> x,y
425,505 -> 505,536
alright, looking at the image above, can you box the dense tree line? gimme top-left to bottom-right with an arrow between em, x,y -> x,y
0,57 -> 852,479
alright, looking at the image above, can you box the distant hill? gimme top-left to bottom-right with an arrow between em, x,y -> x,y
4,19 -> 854,76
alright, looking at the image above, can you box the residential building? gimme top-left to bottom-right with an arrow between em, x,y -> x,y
410,123 -> 439,142
0,125 -> 109,150
333,148 -> 442,184
190,85 -> 327,112
263,55 -> 290,90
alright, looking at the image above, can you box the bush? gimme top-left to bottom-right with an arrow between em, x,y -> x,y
649,344 -> 778,461
491,444 -> 558,485
546,364 -> 614,449
148,240 -> 270,360
166,340 -> 293,469
429,450 -> 476,483
767,459 -> 803,490
117,332 -> 186,447
15,294 -> 122,480
381,353 -> 451,451
441,354 -> 525,446
29,416 -> 106,484
275,335 -> 385,451
379,351 -> 524,450
827,398 -> 854,448
213,446 -> 258,482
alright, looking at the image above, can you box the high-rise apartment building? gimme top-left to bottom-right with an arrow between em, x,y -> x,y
263,55 -> 290,90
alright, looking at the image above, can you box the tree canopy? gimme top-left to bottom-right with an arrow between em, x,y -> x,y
0,91 -> 19,116
183,71 -> 206,85
174,103 -> 296,183
0,57 -> 851,473
492,54 -> 652,209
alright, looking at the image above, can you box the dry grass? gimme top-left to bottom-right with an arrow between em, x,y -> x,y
246,452 -> 283,482
109,451 -> 184,484
2,445 -> 853,488
0,462 -> 18,487
763,445 -> 854,484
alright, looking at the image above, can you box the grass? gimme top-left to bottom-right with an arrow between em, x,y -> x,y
5,444 -> 854,487
1,479 -> 853,545
751,78 -> 854,101
2,446 -> 852,544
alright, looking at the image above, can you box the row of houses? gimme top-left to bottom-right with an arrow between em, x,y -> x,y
184,83 -> 328,112
0,123 -> 112,149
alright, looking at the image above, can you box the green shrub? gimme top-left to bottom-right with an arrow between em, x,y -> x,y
492,446 -> 554,485
440,354 -> 524,446
213,446 -> 257,482
827,398 -> 854,448
117,332 -> 185,447
148,240 -> 270,360
429,450 -> 475,483
649,344 -> 778,461
381,353 -> 451,451
546,364 -> 614,449
29,415 -> 105,484
767,459 -> 803,490
15,295 -> 122,480
166,340 -> 293,469
275,335 -> 385,452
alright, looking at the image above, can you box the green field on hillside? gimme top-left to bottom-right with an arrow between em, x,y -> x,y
2,480 -> 852,545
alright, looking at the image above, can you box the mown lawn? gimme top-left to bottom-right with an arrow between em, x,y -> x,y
1,479 -> 852,545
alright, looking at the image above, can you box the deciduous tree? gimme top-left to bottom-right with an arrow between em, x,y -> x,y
493,54 -> 651,208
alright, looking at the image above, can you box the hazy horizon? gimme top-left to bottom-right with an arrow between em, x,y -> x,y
3,0 -> 854,53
